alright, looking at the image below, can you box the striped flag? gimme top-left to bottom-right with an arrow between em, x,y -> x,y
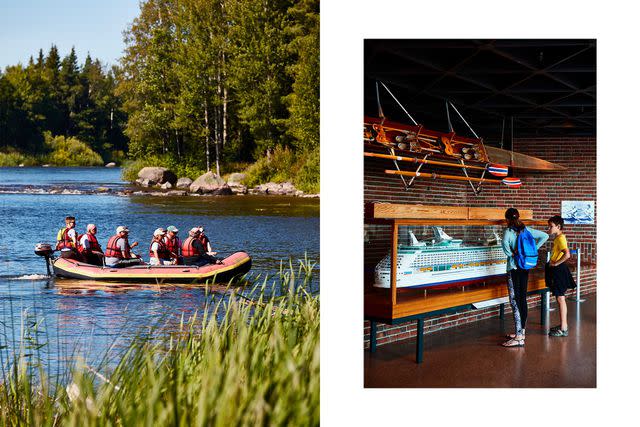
487,163 -> 509,177
502,177 -> 522,188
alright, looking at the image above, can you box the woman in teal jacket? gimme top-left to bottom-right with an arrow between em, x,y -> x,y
501,208 -> 548,347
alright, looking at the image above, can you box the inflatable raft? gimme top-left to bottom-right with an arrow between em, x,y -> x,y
50,252 -> 251,283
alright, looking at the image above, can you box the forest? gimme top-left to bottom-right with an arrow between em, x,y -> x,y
0,0 -> 319,191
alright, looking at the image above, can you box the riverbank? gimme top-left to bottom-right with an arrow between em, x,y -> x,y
0,186 -> 319,198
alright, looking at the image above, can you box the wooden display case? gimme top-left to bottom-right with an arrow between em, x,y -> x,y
364,202 -> 551,363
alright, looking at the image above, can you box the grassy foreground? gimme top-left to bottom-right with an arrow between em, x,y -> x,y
0,262 -> 319,426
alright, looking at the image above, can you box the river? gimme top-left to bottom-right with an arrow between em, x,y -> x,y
0,167 -> 319,377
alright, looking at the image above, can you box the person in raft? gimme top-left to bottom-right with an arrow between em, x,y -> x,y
78,224 -> 104,265
149,228 -> 174,265
545,215 -> 577,337
197,226 -> 217,256
501,208 -> 549,347
104,226 -> 142,267
163,225 -> 182,264
182,227 -> 217,266
56,216 -> 79,259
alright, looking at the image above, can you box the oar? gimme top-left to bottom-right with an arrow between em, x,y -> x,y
385,169 -> 503,184
365,152 -> 486,171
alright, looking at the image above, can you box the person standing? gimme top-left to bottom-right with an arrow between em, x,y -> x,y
78,224 -> 104,265
545,215 -> 576,337
501,208 -> 549,347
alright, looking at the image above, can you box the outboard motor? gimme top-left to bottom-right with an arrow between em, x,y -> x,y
34,243 -> 54,276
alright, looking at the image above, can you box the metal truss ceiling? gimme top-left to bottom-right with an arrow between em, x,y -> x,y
365,39 -> 596,145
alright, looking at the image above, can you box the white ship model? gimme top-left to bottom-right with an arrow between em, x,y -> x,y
374,227 -> 507,289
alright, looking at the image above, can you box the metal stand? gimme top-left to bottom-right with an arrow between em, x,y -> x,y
568,248 -> 585,303
370,322 -> 377,353
416,318 -> 425,364
546,251 -> 555,312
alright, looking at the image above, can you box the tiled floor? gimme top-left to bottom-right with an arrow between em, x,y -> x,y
364,295 -> 596,387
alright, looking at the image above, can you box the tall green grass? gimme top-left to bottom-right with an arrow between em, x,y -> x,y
0,260 -> 319,426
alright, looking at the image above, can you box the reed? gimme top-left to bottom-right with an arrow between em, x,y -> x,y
0,259 -> 319,426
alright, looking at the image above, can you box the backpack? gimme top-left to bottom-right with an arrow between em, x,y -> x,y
514,227 -> 538,270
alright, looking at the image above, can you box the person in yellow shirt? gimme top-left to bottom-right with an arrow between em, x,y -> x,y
545,215 -> 577,337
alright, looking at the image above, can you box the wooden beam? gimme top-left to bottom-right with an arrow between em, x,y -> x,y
364,151 -> 487,171
385,169 -> 503,184
373,203 -> 468,220
468,207 -> 533,220
368,203 -> 535,221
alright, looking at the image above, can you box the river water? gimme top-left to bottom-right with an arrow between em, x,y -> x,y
0,167 -> 319,377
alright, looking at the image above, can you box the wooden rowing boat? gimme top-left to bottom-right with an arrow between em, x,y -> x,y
364,116 -> 566,172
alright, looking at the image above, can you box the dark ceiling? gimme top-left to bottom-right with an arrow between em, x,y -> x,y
364,39 -> 596,147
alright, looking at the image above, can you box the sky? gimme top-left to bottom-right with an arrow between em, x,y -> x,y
0,0 -> 141,69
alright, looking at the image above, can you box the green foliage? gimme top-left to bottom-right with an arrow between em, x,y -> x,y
42,132 -> 104,166
243,146 -> 319,193
285,0 -> 320,152
121,154 -> 207,182
0,46 -> 128,157
0,260 -> 319,425
0,150 -> 39,166
294,147 -> 320,193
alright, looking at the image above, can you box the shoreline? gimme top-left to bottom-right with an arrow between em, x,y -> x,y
0,186 -> 320,198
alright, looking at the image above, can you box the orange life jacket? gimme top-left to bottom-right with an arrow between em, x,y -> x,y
79,233 -> 102,253
198,234 -> 210,250
149,239 -> 171,259
56,227 -> 75,250
105,235 -> 127,259
181,236 -> 202,257
164,235 -> 181,257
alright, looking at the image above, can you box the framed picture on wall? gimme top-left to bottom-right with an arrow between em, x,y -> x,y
561,200 -> 595,224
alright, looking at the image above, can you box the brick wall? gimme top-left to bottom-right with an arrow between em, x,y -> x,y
364,137 -> 597,349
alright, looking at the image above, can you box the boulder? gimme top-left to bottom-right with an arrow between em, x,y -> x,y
228,182 -> 248,194
189,171 -> 232,195
176,177 -> 193,189
135,178 -> 152,187
160,182 -> 173,189
137,167 -> 177,186
96,187 -> 111,193
228,172 -> 247,184
105,162 -> 116,168
253,181 -> 297,196
18,164 -> 24,168
166,190 -> 188,196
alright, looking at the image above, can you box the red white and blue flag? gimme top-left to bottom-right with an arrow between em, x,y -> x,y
502,177 -> 522,188
487,164 -> 509,177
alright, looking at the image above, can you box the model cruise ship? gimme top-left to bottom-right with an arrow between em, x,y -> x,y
374,227 -> 507,289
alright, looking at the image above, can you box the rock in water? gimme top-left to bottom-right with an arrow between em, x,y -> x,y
105,162 -> 116,168
189,171 -> 232,195
160,182 -> 173,189
253,182 -> 298,195
137,167 -> 177,186
176,177 -> 193,189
